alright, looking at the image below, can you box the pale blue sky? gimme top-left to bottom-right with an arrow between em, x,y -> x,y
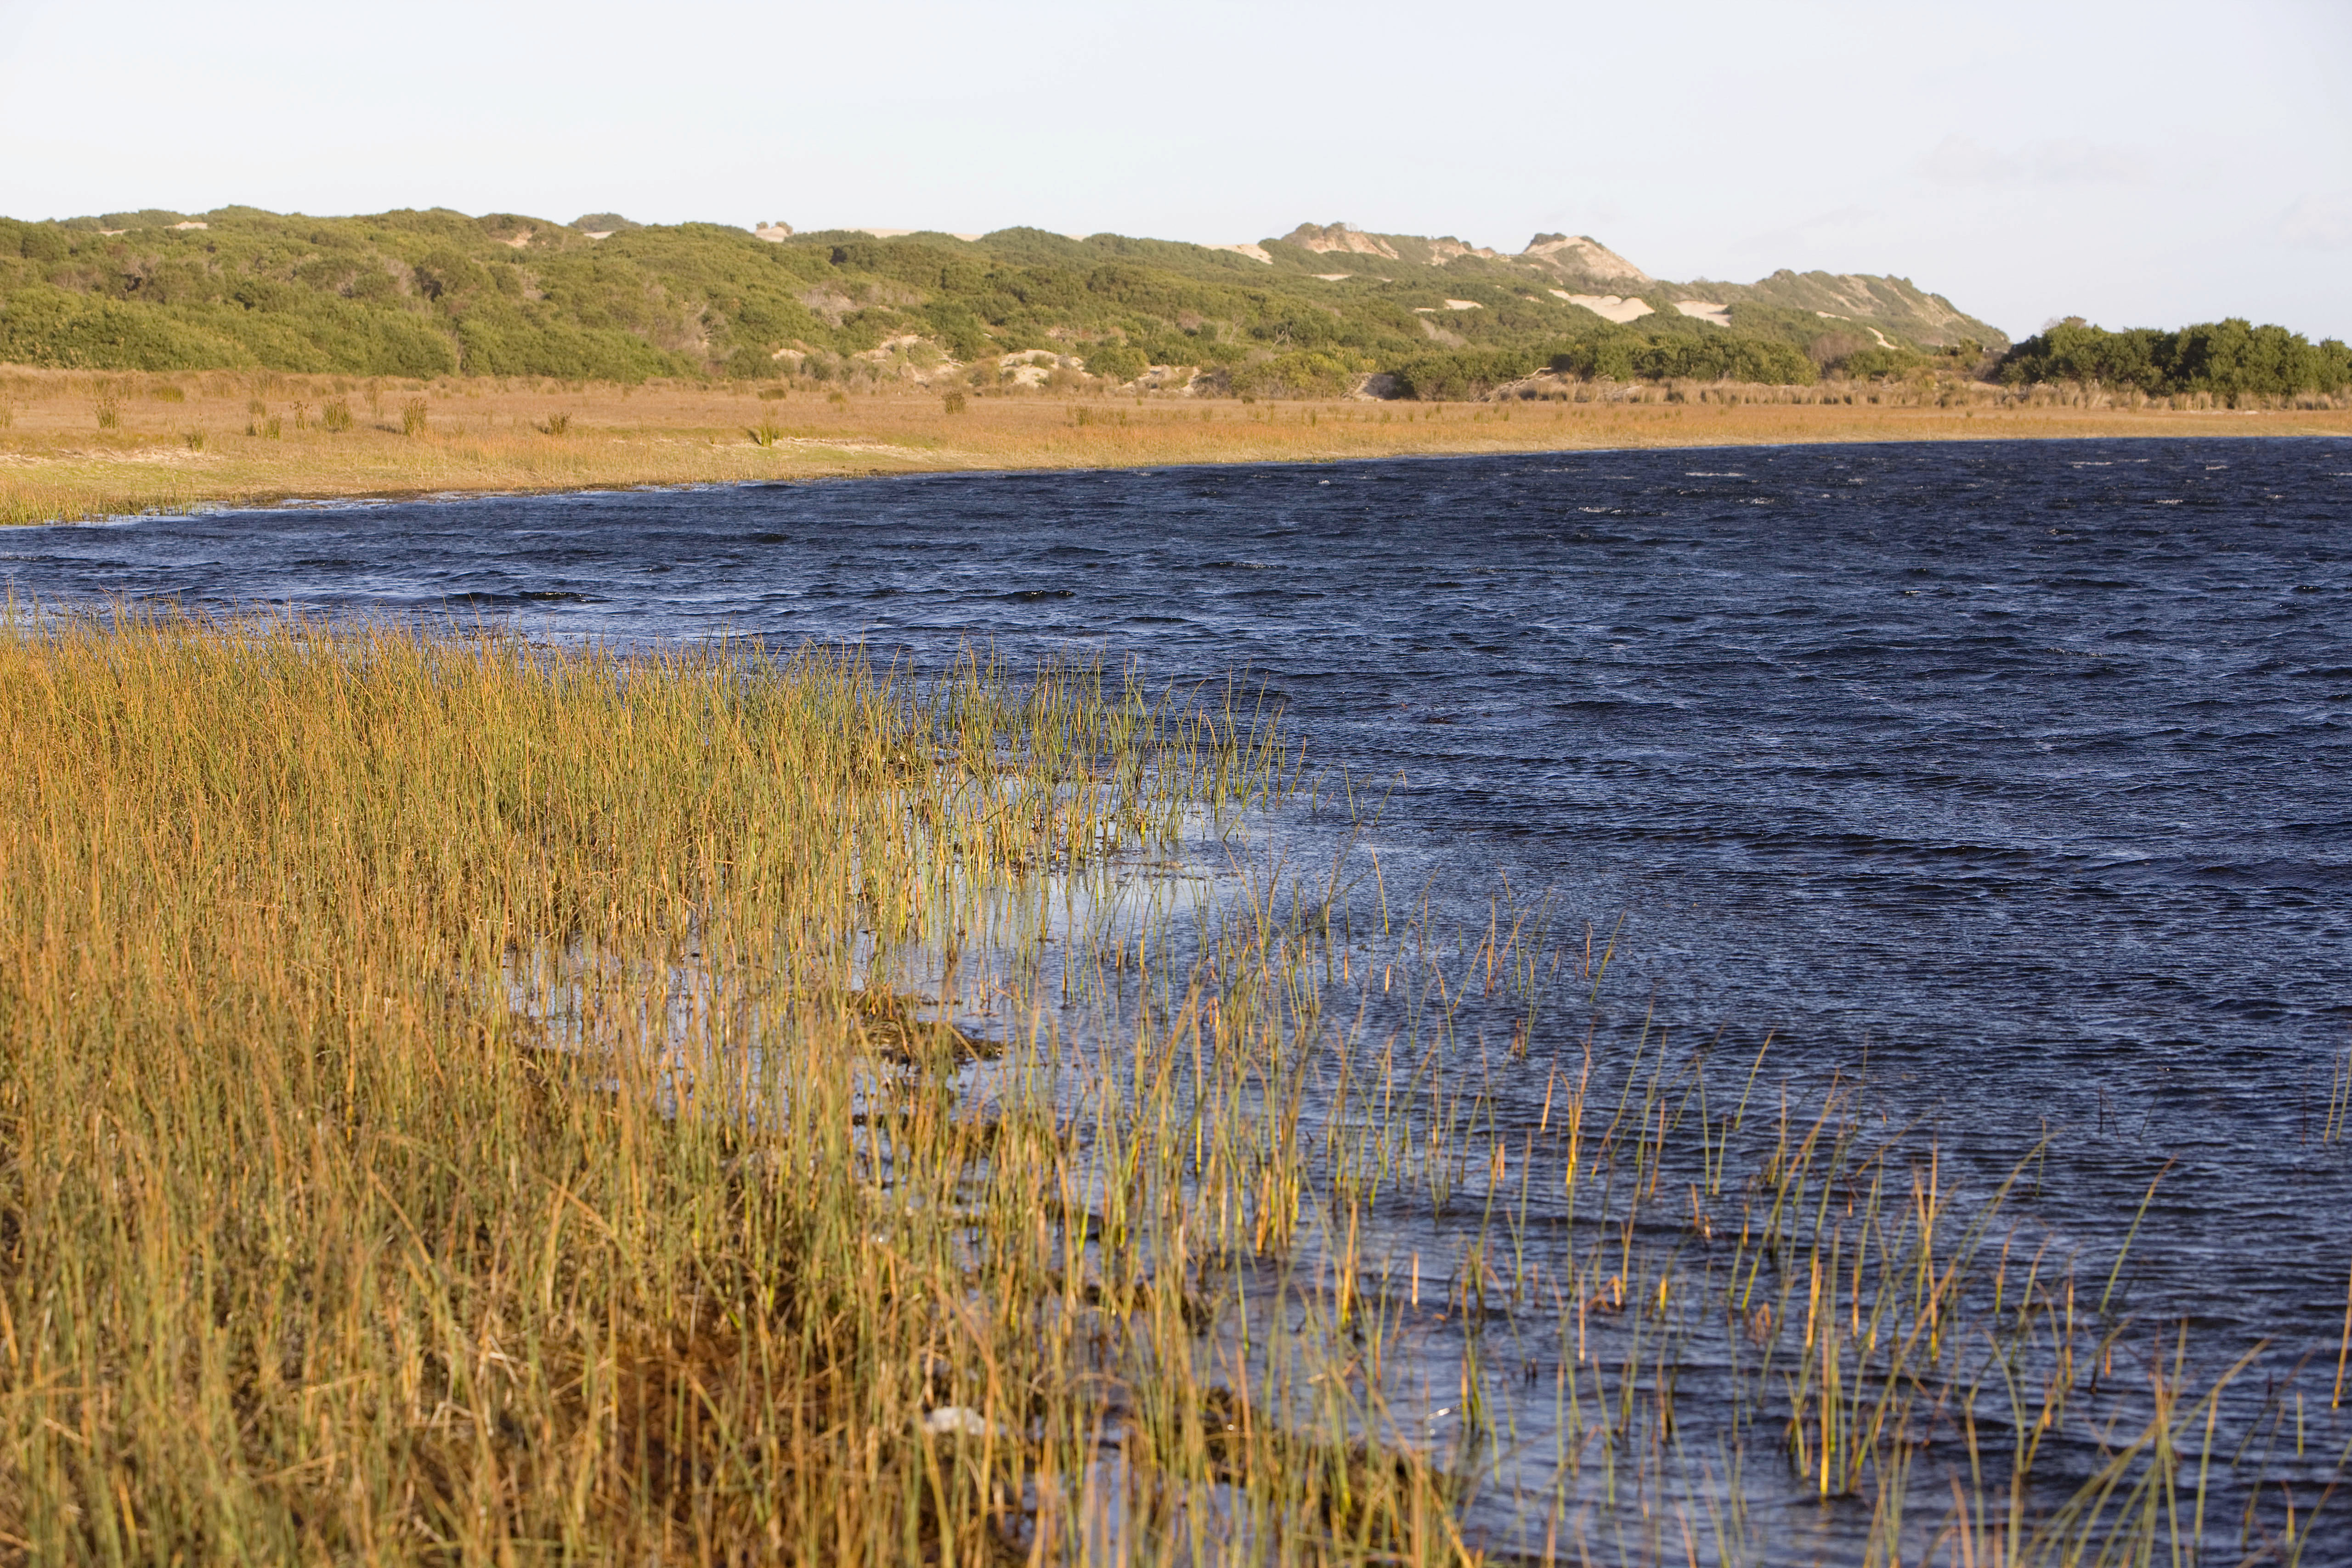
3,0 -> 2346,340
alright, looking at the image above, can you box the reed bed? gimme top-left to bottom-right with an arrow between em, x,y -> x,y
2,368 -> 2346,527
0,611 -> 2342,1564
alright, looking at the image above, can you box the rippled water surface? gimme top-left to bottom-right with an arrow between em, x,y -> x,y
10,435 -> 2351,1546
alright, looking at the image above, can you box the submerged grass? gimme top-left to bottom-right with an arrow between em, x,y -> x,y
0,612 -> 2342,1563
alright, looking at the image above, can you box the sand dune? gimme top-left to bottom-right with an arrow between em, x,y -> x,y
1553,291 -> 1655,324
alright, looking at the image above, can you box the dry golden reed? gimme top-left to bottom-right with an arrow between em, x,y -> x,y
1,367 -> 2346,528
0,610 -> 2341,1564
0,612 -> 1306,1562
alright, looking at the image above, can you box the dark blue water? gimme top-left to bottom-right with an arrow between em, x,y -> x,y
9,436 -> 2351,1341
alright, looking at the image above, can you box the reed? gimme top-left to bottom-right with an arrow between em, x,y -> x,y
0,367 -> 2346,530
0,610 -> 2341,1563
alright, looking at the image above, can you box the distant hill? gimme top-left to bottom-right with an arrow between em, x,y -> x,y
0,206 -> 2007,395
1257,221 -> 2003,354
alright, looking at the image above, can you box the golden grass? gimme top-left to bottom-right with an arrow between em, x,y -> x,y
3,367 -> 2347,526
4,611 -> 2345,1562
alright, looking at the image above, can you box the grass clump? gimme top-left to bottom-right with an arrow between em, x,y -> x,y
401,395 -> 428,435
0,613 -> 1334,1564
321,396 -> 353,432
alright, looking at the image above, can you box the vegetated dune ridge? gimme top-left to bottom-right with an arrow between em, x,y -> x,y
0,207 -> 2009,398
4,366 -> 2350,527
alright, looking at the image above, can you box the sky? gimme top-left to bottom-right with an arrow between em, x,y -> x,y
2,0 -> 2347,341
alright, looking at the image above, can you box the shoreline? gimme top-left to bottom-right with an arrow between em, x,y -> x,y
4,368 -> 2347,524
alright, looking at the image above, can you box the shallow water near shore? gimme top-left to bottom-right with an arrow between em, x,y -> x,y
9,435 -> 2351,1556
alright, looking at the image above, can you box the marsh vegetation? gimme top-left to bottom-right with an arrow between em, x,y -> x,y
1,611 -> 2342,1563
4,366 -> 2347,530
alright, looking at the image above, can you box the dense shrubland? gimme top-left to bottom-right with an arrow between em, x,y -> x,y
0,208 -> 1975,398
1996,316 -> 2352,400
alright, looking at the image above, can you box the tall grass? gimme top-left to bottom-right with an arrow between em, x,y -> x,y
0,611 -> 2341,1563
0,613 -> 1311,1562
1,365 -> 2346,531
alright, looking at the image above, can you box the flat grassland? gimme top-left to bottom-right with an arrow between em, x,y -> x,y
5,367 -> 2347,525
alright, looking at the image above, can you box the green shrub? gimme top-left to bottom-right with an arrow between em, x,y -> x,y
1387,349 -> 1538,400
1998,318 -> 2352,398
0,285 -> 246,371
1233,350 -> 1354,399
1545,329 -> 1815,386
1083,342 -> 1148,382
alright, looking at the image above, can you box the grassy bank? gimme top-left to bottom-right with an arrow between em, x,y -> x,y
4,368 -> 2348,526
3,613 -> 2344,1563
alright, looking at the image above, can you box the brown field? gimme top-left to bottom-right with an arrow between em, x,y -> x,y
3,365 -> 2347,526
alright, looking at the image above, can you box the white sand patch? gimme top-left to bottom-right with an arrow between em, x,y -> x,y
994,349 -> 1083,388
172,221 -> 208,231
1442,299 -> 1481,311
584,231 -> 615,241
1554,291 -> 1655,324
1674,300 -> 1732,327
1521,233 -> 1652,283
501,232 -> 532,249
856,334 -> 931,361
754,225 -> 793,243
1286,223 -> 1401,260
1312,273 -> 1351,281
1215,243 -> 1273,263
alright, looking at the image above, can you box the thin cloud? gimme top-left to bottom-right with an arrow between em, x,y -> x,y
1920,135 -> 2145,187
